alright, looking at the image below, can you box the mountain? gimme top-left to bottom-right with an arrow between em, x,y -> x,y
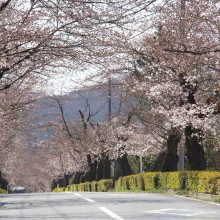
36,82 -> 125,124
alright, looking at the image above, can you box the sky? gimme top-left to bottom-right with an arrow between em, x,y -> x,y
45,67 -> 99,95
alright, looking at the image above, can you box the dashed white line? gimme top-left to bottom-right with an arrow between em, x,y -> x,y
74,193 -> 82,197
73,193 -> 95,203
83,198 -> 96,203
99,207 -> 124,220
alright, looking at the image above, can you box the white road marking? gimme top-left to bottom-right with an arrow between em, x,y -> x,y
173,194 -> 220,206
99,207 -> 124,220
73,193 -> 95,202
83,198 -> 96,203
74,193 -> 82,197
144,208 -> 215,217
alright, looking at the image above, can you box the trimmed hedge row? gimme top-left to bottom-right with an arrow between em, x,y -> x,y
115,171 -> 220,195
53,187 -> 65,192
53,179 -> 113,193
53,171 -> 220,195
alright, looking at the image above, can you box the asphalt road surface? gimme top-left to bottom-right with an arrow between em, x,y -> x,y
1,192 -> 220,219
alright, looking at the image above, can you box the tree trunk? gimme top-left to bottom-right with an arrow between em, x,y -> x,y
51,179 -> 58,191
179,74 -> 206,170
152,151 -> 166,171
84,155 -> 97,182
96,160 -> 103,181
96,154 -> 111,181
162,129 -> 181,172
73,172 -> 83,184
114,154 -> 131,180
0,171 -> 8,190
102,156 -> 111,179
185,125 -> 206,170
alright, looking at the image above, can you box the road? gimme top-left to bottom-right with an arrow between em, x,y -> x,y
0,192 -> 220,219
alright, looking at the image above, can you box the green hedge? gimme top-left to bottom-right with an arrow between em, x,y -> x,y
143,172 -> 160,190
91,181 -> 98,192
53,171 -> 220,195
78,183 -> 86,192
118,176 -> 129,191
70,184 -> 78,191
115,171 -> 220,195
62,179 -> 113,192
197,171 -> 220,194
53,187 -> 65,192
0,188 -> 7,194
115,174 -> 144,192
115,177 -> 123,191
159,172 -> 184,190
184,171 -> 200,192
97,179 -> 113,192
84,182 -> 91,192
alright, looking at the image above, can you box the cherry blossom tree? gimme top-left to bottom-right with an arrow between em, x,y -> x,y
0,0 -> 161,188
112,0 -> 220,170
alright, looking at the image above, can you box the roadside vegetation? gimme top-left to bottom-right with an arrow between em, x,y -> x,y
53,171 -> 220,202
0,188 -> 7,194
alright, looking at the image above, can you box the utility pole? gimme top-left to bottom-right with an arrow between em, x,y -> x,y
108,76 -> 115,178
140,148 -> 148,173
108,77 -> 112,122
140,151 -> 143,173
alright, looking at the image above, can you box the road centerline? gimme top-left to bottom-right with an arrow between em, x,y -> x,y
83,198 -> 96,203
98,207 -> 124,220
74,193 -> 82,197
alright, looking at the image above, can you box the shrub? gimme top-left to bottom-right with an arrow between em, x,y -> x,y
197,171 -> 220,194
218,178 -> 220,194
78,183 -> 86,192
122,176 -> 130,191
97,179 -> 113,192
159,172 -> 183,190
158,172 -> 169,189
127,175 -> 138,191
70,184 -> 78,192
126,174 -> 144,191
115,176 -> 129,191
91,181 -> 98,192
0,188 -> 7,194
153,173 -> 160,189
185,171 -> 200,192
84,182 -> 92,192
53,187 -> 65,192
115,177 -> 123,192
66,185 -> 71,191
179,172 -> 187,190
136,174 -> 145,191
53,171 -> 220,195
143,172 -> 160,191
